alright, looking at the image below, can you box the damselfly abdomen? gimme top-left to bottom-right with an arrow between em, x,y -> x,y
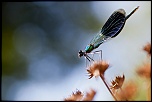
78,6 -> 139,61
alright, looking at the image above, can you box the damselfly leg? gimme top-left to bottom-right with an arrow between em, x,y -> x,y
85,50 -> 102,67
92,50 -> 102,60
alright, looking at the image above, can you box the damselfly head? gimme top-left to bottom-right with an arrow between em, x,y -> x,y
78,50 -> 85,58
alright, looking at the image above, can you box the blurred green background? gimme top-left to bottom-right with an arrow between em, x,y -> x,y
2,1 -> 151,101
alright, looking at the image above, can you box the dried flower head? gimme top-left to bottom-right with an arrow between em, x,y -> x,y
87,60 -> 109,79
64,89 -> 96,101
136,62 -> 151,78
143,42 -> 151,56
111,74 -> 125,89
82,89 -> 96,101
64,90 -> 83,101
116,81 -> 137,101
119,81 -> 137,100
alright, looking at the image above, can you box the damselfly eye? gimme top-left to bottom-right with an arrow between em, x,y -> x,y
78,50 -> 84,57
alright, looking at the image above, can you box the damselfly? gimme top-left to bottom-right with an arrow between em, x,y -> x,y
78,6 -> 139,61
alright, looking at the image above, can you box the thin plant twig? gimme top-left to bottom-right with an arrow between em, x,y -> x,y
100,74 -> 118,101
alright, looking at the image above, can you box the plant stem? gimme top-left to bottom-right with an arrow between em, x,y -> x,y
100,74 -> 118,101
120,87 -> 128,101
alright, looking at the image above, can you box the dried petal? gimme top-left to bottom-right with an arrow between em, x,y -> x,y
87,60 -> 109,79
111,74 -> 125,89
64,90 -> 83,101
143,42 -> 151,56
82,89 -> 96,101
136,62 -> 151,78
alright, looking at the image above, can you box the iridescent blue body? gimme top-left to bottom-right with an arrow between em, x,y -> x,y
78,6 -> 139,61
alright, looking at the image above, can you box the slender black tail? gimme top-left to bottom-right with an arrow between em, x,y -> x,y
125,6 -> 139,20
